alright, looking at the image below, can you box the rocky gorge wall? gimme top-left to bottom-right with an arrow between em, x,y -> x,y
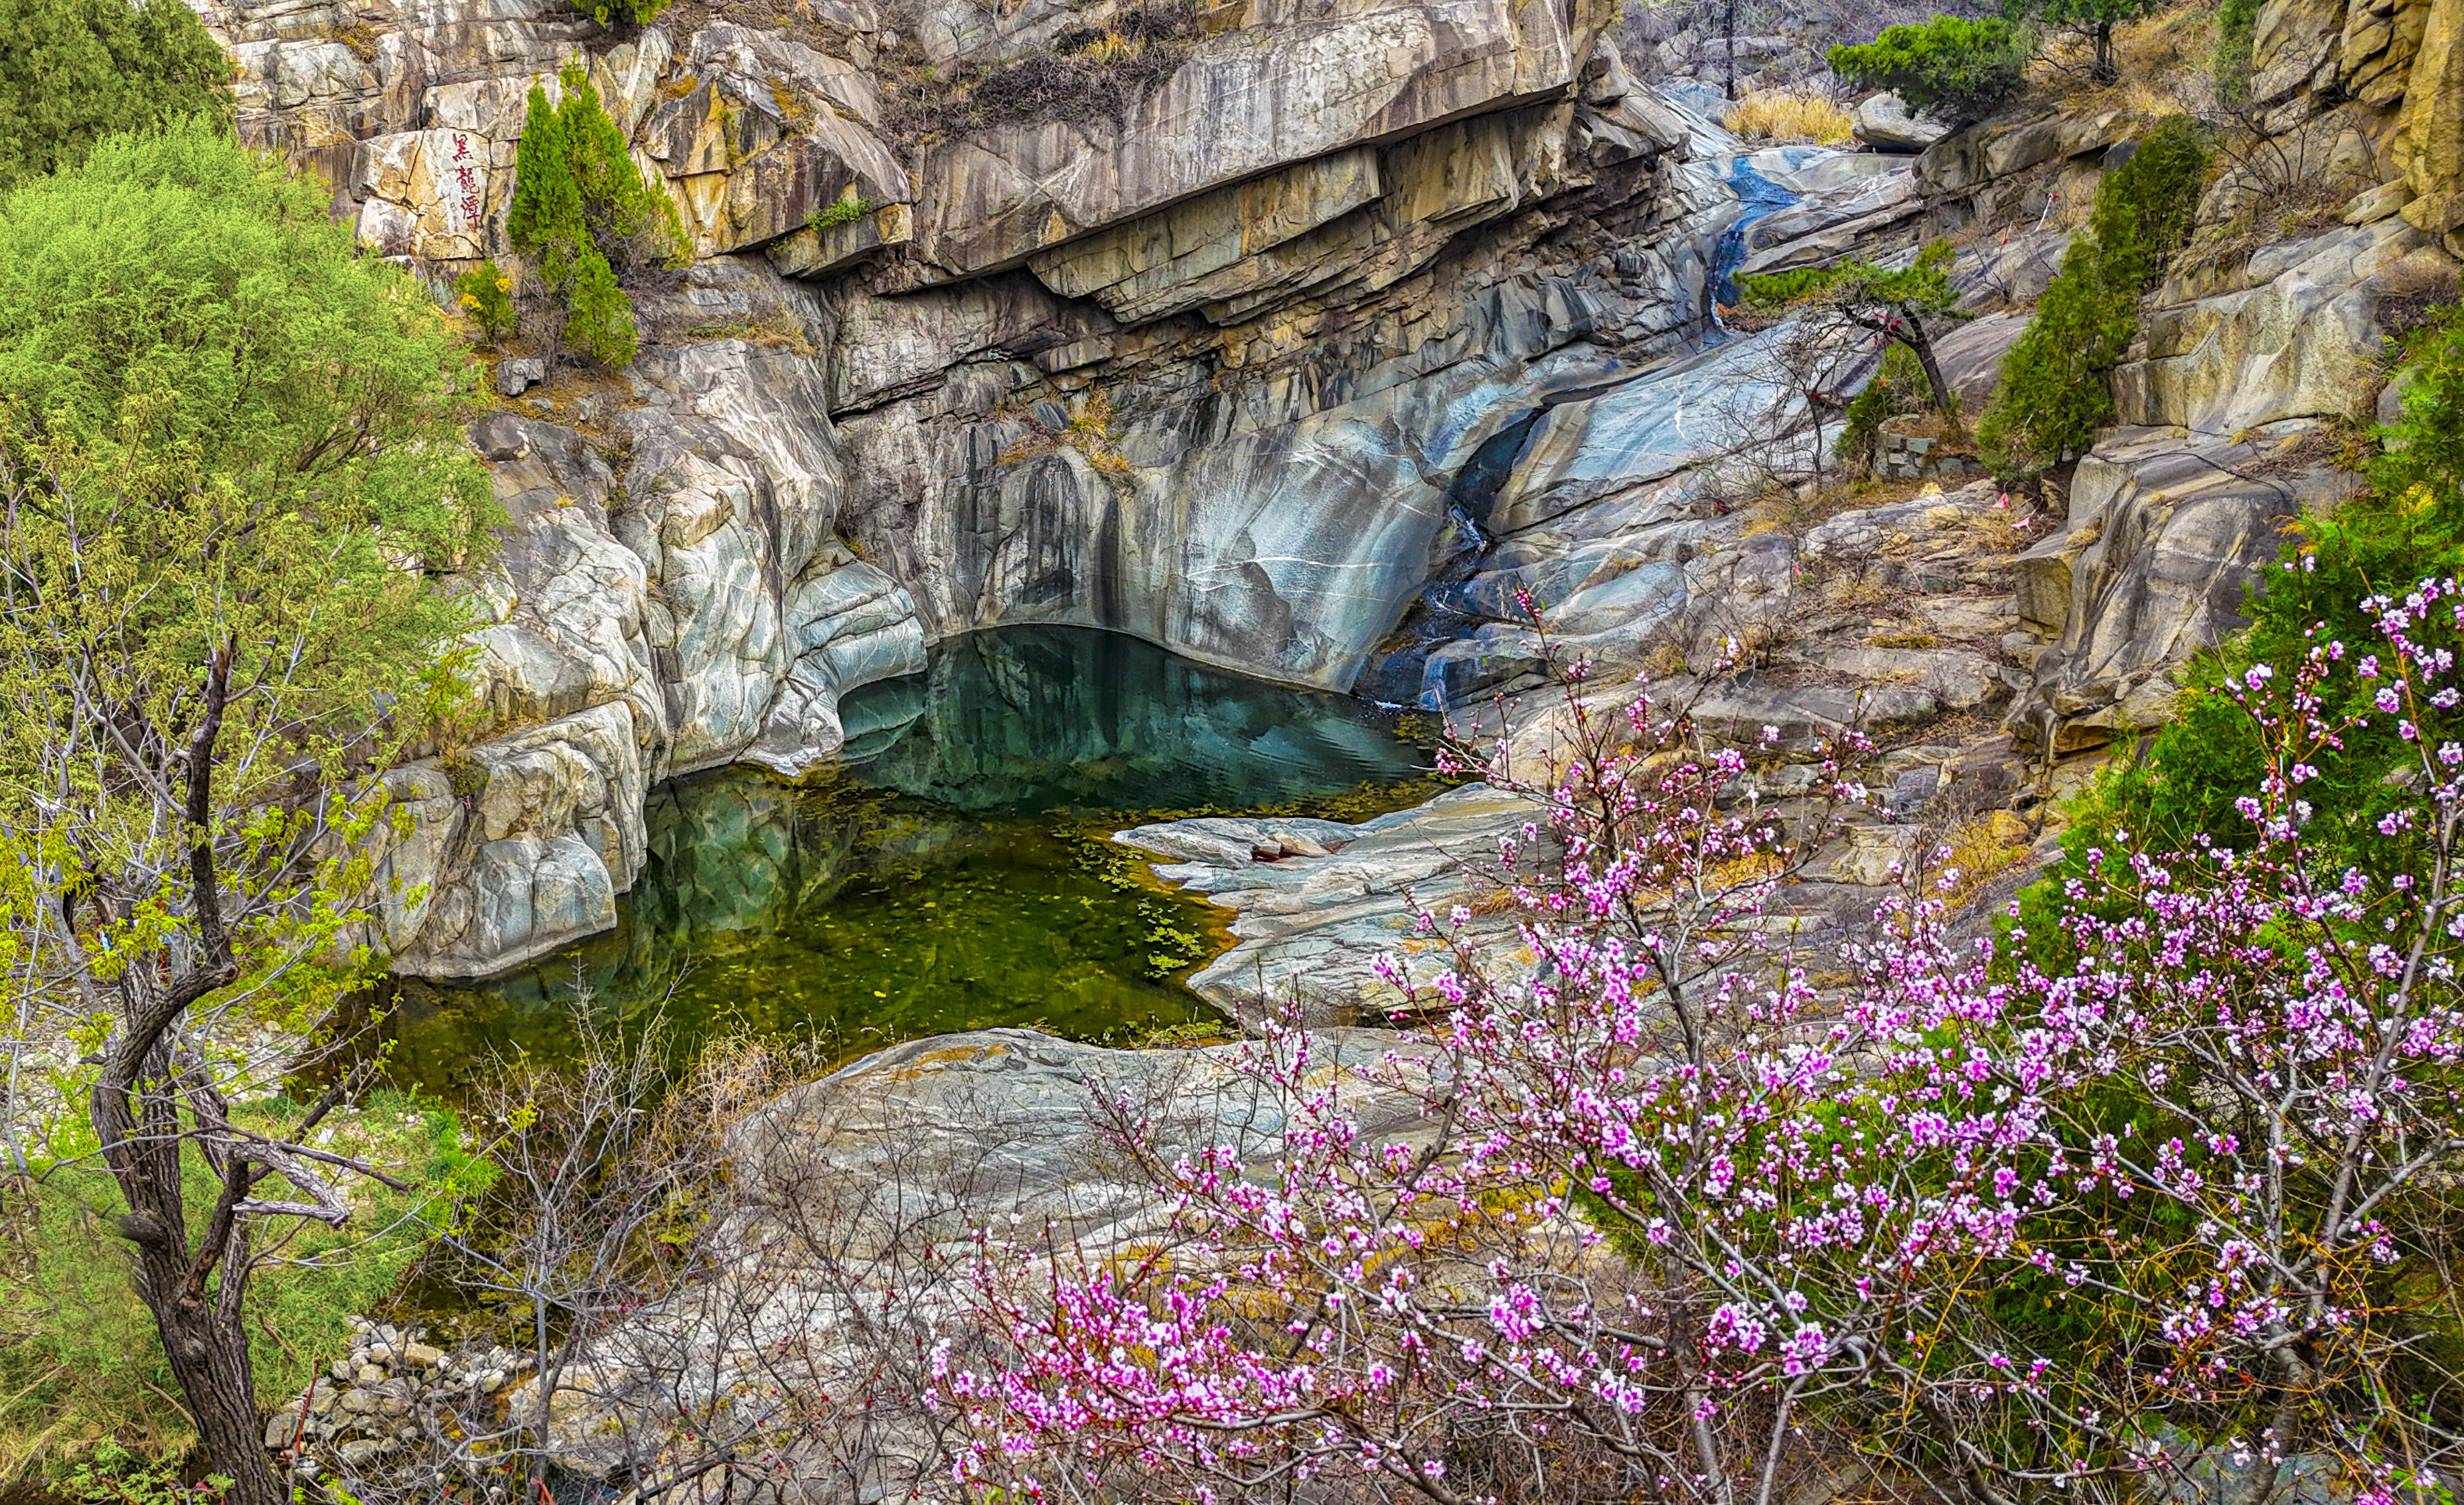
187,0 -> 2464,979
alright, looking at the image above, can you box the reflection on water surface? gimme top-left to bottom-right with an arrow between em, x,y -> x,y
387,626 -> 1436,1090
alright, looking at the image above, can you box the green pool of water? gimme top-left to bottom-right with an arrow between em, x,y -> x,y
386,626 -> 1441,1090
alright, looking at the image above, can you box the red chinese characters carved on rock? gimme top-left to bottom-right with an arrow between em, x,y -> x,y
451,132 -> 480,225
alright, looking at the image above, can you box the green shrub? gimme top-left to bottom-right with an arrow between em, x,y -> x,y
578,0 -> 668,24
0,0 -> 233,191
809,184 -> 874,230
1980,117 -> 2208,480
455,257 -> 518,344
507,66 -> 676,369
1829,16 -> 2033,126
564,244 -> 637,368
557,60 -> 686,273
507,82 -> 586,283
1839,342 -> 1928,470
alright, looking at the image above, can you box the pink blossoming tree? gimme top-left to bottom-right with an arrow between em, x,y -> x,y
938,581 -> 2464,1505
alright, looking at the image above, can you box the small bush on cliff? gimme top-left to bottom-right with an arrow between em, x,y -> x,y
1829,15 -> 2032,125
0,0 -> 233,191
556,60 -> 687,273
508,65 -> 680,369
508,82 -> 587,282
455,258 -> 518,344
2212,0 -> 2262,98
1980,115 -> 2208,480
564,244 -> 639,368
573,0 -> 668,27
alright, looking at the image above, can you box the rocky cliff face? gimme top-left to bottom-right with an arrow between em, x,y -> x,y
190,0 -> 2463,979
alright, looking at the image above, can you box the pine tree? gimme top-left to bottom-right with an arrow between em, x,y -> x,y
563,244 -> 637,367
0,0 -> 234,190
506,82 -> 585,285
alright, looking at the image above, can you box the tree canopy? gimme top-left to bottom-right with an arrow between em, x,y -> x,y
0,121 -> 495,1504
0,0 -> 233,191
1829,15 -> 2032,125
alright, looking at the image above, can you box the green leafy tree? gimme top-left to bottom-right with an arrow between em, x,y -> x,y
564,243 -> 638,367
0,121 -> 494,1505
0,0 -> 232,191
1738,240 -> 1968,417
1980,115 -> 2207,480
1829,15 -> 2033,126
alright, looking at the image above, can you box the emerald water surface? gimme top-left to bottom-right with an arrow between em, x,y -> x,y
386,626 -> 1434,1089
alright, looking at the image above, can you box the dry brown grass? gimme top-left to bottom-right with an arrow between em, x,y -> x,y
2028,0 -> 2217,114
1725,88 -> 1855,145
1933,810 -> 2034,906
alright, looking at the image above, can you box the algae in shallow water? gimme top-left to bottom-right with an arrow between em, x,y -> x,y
386,626 -> 1442,1092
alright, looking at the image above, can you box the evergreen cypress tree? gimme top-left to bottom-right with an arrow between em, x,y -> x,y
0,0 -> 234,190
557,62 -> 651,267
506,82 -> 585,285
563,244 -> 637,367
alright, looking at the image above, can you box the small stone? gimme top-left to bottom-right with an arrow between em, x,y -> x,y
378,1395 -> 411,1417
308,1388 -> 341,1415
339,1388 -> 377,1415
495,358 -> 545,397
337,1439 -> 386,1467
569,394 -> 605,425
329,1360 -> 353,1384
265,1413 -> 297,1450
356,1364 -> 386,1386
402,1342 -> 445,1369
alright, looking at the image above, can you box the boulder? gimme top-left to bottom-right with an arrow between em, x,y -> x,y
2007,429 -> 2358,751
2117,218 -> 2445,436
1851,92 -> 1947,153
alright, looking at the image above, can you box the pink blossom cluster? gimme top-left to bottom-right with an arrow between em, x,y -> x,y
936,583 -> 2464,1505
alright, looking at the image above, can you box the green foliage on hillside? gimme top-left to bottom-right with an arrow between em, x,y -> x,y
0,0 -> 232,192
1980,116 -> 2208,480
2213,0 -> 2263,97
1829,16 -> 2033,125
0,119 -> 494,567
